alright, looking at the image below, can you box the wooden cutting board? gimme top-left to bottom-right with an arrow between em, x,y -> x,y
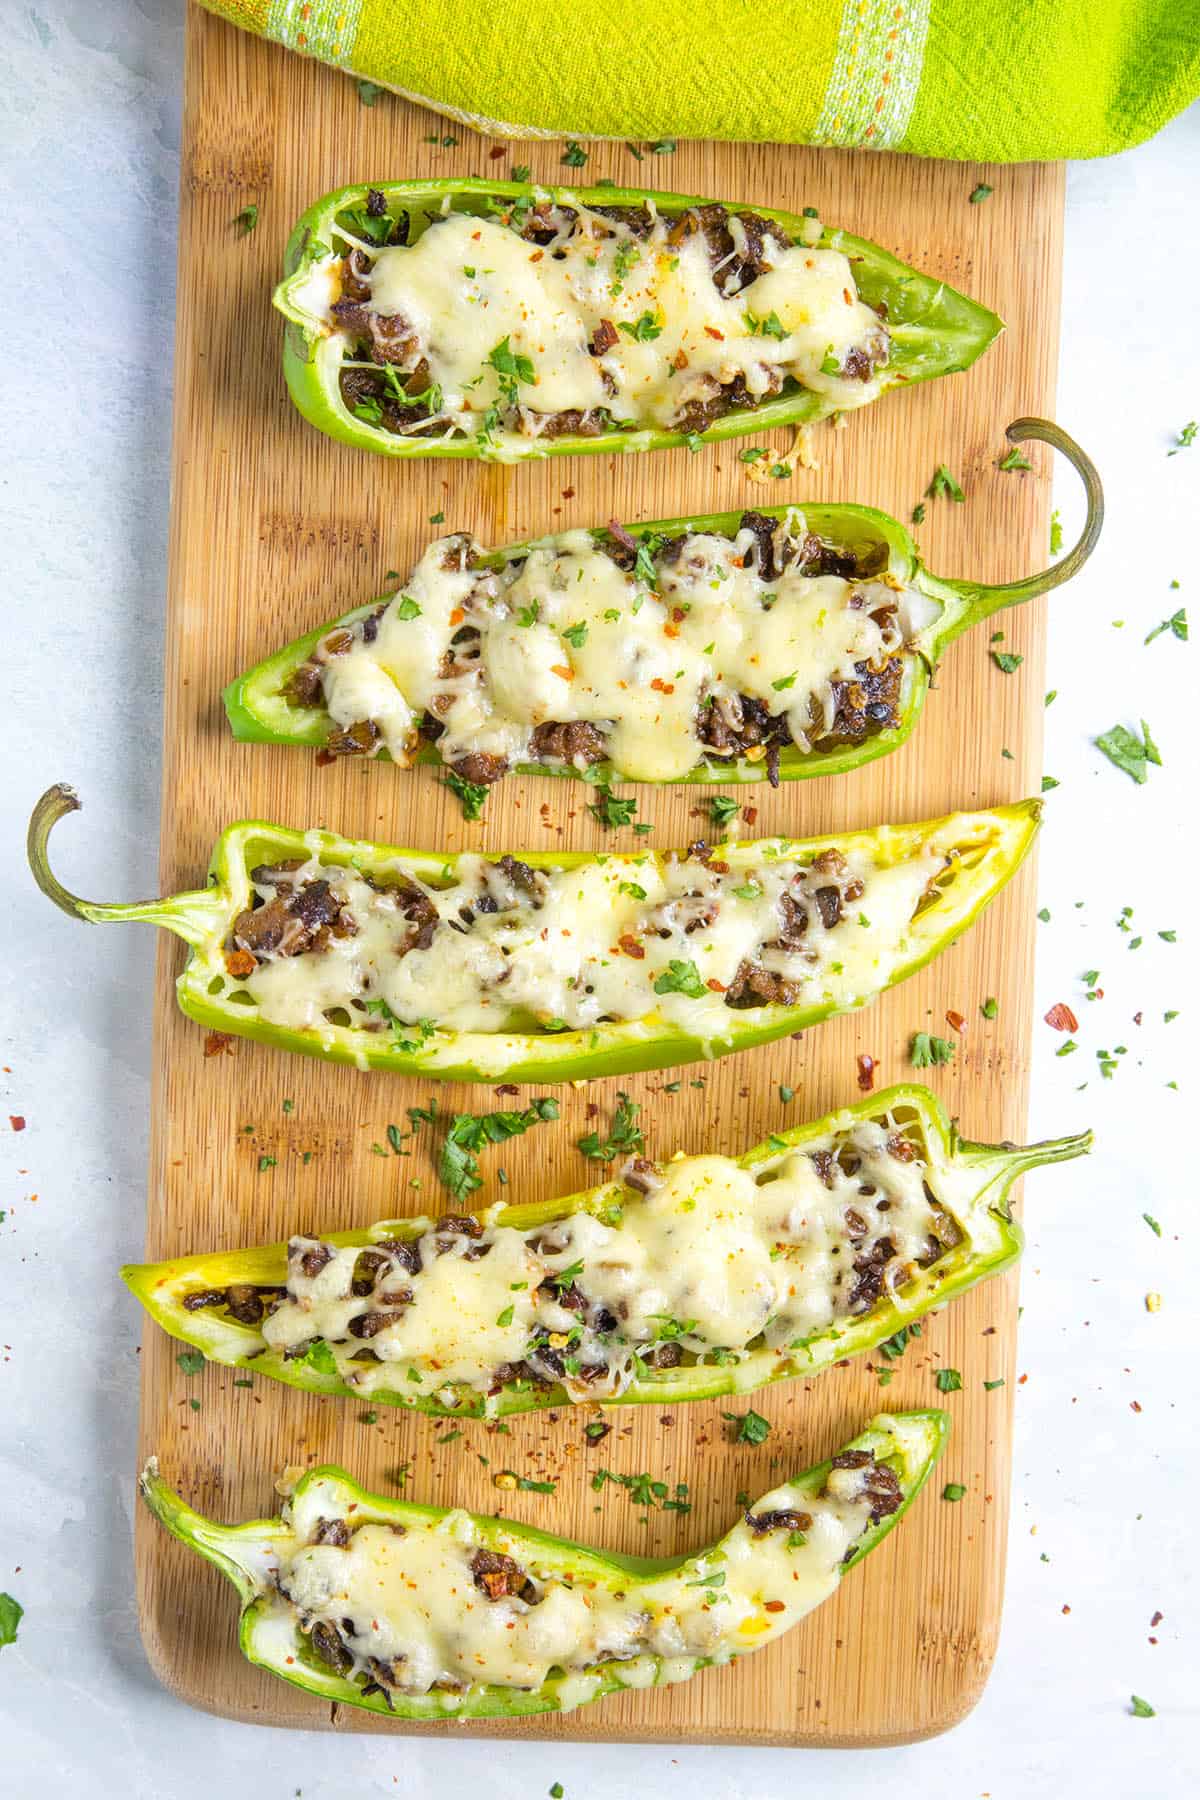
135,1 -> 1065,1745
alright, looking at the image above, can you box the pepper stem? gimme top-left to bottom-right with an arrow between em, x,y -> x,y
139,1459 -> 279,1605
928,419 -> 1104,651
956,1124 -> 1094,1193
27,785 -> 224,948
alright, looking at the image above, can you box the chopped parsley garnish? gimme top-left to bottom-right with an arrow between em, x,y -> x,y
1042,775 -> 1060,792
561,140 -> 588,167
299,1339 -> 338,1375
444,771 -> 490,820
1144,608 -> 1187,644
488,336 -> 535,387
997,447 -> 1031,472
233,203 -> 259,235
395,595 -> 421,620
516,600 -> 541,627
0,1594 -> 22,1650
772,670 -> 798,691
1095,719 -> 1162,785
1050,510 -> 1063,554
577,1090 -> 645,1162
739,446 -> 768,463
581,783 -> 638,831
879,1322 -> 921,1360
1168,421 -> 1196,455
618,312 -> 663,343
618,879 -> 647,901
992,651 -> 1023,673
744,310 -> 787,340
910,1032 -> 956,1068
356,79 -> 384,106
511,164 -> 531,183
591,1468 -> 691,1513
176,1349 -> 205,1376
709,795 -> 740,827
968,183 -> 993,204
983,1378 -> 1005,1390
935,1368 -> 963,1392
723,1408 -> 771,1444
257,1154 -> 276,1173
911,501 -> 927,524
981,996 -> 999,1019
561,620 -> 588,648
649,139 -> 677,154
942,1483 -> 966,1502
1143,1213 -> 1162,1237
435,1098 -> 559,1201
653,959 -> 707,999
928,465 -> 965,503
1130,1695 -> 1156,1717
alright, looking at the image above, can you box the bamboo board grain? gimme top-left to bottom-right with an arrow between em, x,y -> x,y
135,1 -> 1066,1746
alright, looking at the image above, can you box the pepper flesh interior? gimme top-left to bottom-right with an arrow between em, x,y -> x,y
264,515 -> 932,786
139,1410 -> 947,1719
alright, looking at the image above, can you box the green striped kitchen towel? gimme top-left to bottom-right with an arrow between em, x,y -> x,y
198,0 -> 1198,160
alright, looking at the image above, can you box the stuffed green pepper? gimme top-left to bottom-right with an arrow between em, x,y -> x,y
125,1084 -> 1088,1419
225,420 -> 1100,789
29,790 -> 1039,1083
274,179 -> 1002,462
140,1409 -> 946,1720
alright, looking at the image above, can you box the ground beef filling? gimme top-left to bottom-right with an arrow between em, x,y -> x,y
328,199 -> 880,441
225,861 -> 436,975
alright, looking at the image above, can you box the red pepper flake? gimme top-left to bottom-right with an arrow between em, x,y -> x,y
488,145 -> 505,159
617,935 -> 645,960
494,1084 -> 519,1096
763,1600 -> 785,1613
1133,1011 -> 1143,1025
650,677 -> 675,694
9,1116 -> 25,1132
1130,1400 -> 1142,1413
203,1032 -> 235,1058
945,1010 -> 966,1033
704,327 -> 724,341
562,487 -> 575,500
315,747 -> 335,766
856,1053 -> 876,1092
1062,1604 -> 1071,1615
1151,1610 -> 1163,1627
743,806 -> 758,825
551,664 -> 573,680
705,978 -> 727,993
225,949 -> 257,979
1044,1002 -> 1079,1033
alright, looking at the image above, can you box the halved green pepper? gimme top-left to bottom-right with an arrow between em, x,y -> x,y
140,1409 -> 947,1721
274,179 -> 1003,463
223,418 -> 1101,788
123,1084 -> 1089,1420
28,791 -> 1040,1084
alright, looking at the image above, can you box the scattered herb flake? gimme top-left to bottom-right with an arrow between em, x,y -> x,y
577,1091 -> 645,1163
444,770 -> 490,820
969,183 -> 993,204
942,1483 -> 967,1502
910,1032 -> 955,1068
928,465 -> 965,503
1095,720 -> 1162,785
935,1368 -> 963,1393
722,1409 -> 771,1445
997,447 -> 1032,472
233,203 -> 259,235
1144,608 -> 1187,644
176,1349 -> 205,1376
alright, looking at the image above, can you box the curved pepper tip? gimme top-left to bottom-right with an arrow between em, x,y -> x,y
27,783 -> 88,920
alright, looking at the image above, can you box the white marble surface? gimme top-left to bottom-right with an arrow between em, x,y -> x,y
1,6 -> 1196,1795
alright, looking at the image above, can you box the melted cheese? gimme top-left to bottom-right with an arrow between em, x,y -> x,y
314,525 -> 918,781
323,200 -> 888,447
275,1450 -> 896,1698
236,837 -> 944,1043
261,1119 -> 951,1401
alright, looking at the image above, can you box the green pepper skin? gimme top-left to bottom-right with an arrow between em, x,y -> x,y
274,179 -> 1003,463
28,789 -> 1041,1084
139,1408 -> 947,1721
122,1083 -> 1090,1420
223,419 -> 1102,787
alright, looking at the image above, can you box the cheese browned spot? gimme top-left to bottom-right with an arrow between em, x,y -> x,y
290,517 -> 937,784
311,197 -> 889,451
249,1114 -> 960,1403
